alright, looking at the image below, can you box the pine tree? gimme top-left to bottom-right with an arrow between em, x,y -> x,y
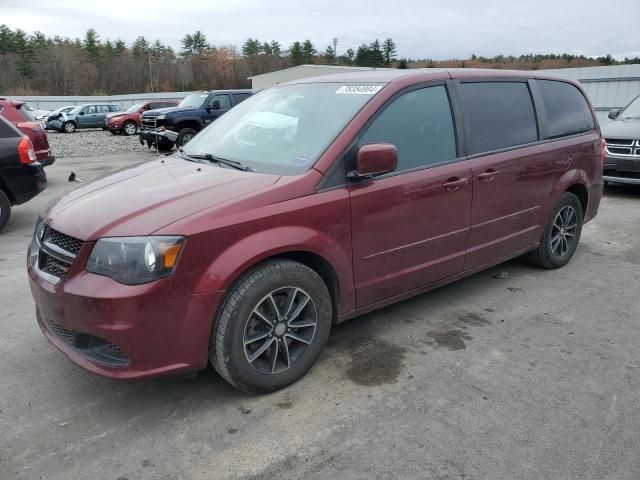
382,38 -> 397,66
242,38 -> 262,56
301,40 -> 316,64
369,39 -> 384,67
180,33 -> 193,57
354,44 -> 370,66
191,31 -> 208,54
270,40 -> 281,56
324,45 -> 336,65
289,41 -> 304,66
83,28 -> 101,61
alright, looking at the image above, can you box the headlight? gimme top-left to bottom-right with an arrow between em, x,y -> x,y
155,114 -> 166,120
86,236 -> 185,285
29,217 -> 45,268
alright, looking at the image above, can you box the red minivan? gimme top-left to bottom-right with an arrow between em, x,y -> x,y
28,69 -> 602,393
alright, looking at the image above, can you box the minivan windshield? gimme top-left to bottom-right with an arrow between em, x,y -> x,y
182,83 -> 384,175
178,93 -> 209,109
619,95 -> 640,120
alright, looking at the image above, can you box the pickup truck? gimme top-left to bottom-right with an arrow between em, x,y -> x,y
139,90 -> 253,150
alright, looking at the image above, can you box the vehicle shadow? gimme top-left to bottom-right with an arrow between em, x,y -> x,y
603,182 -> 640,197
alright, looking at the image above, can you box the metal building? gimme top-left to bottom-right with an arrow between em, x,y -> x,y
542,64 -> 640,125
248,65 -> 390,90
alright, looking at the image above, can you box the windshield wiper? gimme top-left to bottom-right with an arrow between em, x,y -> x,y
176,146 -> 204,163
182,149 -> 253,172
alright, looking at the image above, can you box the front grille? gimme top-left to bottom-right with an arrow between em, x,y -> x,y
35,226 -> 84,283
46,320 -> 130,367
605,139 -> 640,157
43,254 -> 70,279
48,228 -> 83,255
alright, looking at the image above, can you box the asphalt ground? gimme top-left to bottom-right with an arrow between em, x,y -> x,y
1,152 -> 639,479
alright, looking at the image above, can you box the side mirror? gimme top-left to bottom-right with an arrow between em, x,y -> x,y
78,111 -> 85,116
208,100 -> 221,110
608,108 -> 621,120
348,143 -> 398,180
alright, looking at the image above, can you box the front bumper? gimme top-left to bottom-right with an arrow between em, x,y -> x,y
603,155 -> 640,185
28,248 -> 222,379
139,128 -> 178,147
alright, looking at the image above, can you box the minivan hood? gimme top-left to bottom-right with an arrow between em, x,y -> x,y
602,118 -> 640,140
44,157 -> 280,240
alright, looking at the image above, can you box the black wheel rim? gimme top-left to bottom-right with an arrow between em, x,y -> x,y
243,287 -> 317,375
551,205 -> 578,257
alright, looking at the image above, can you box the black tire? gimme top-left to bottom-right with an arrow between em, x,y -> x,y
0,190 -> 11,232
211,259 -> 332,394
62,121 -> 76,133
157,140 -> 174,152
528,192 -> 583,269
176,128 -> 198,147
122,121 -> 137,136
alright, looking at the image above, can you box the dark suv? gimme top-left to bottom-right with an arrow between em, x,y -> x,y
602,94 -> 640,185
28,70 -> 601,393
139,90 -> 252,150
0,116 -> 46,231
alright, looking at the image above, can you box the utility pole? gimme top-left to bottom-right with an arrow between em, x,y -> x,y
332,37 -> 338,59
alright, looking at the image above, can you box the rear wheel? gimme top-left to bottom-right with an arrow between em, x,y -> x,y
211,259 -> 332,393
528,192 -> 583,269
176,128 -> 197,147
123,121 -> 137,136
0,190 -> 11,232
62,121 -> 76,133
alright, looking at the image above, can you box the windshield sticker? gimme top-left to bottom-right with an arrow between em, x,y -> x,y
336,85 -> 382,95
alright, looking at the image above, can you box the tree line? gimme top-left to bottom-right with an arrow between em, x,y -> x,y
0,25 -> 638,96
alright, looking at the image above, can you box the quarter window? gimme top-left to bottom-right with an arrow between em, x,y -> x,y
359,85 -> 457,171
537,80 -> 595,138
233,93 -> 251,105
459,82 -> 538,155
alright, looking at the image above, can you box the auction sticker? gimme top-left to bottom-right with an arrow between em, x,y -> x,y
336,85 -> 382,95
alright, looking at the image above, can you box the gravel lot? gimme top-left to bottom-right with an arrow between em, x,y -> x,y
47,128 -> 160,158
1,154 -> 640,479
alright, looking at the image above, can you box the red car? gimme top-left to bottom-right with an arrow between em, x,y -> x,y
28,69 -> 602,393
0,98 -> 55,166
105,100 -> 180,136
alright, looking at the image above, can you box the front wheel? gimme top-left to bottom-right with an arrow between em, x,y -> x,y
211,259 -> 332,393
62,121 -> 76,133
0,190 -> 11,232
176,128 -> 197,147
123,121 -> 137,136
528,192 -> 583,269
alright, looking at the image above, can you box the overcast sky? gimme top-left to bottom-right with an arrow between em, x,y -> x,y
2,0 -> 639,60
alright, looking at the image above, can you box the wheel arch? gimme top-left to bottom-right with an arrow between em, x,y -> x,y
192,228 -> 353,321
174,118 -> 202,132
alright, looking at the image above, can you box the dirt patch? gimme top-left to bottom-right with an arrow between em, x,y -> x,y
345,339 -> 406,386
427,329 -> 472,350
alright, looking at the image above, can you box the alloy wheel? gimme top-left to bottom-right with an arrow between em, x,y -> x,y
124,123 -> 137,135
243,287 -> 317,374
551,205 -> 578,257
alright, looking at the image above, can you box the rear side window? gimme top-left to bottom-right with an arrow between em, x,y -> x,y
459,82 -> 538,155
17,105 -> 35,121
233,93 -> 251,105
359,85 -> 457,171
537,80 -> 594,138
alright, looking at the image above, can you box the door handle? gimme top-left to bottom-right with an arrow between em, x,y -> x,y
442,177 -> 468,191
477,169 -> 499,181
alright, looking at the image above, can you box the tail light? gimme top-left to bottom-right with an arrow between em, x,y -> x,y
18,136 -> 37,164
600,138 -> 606,165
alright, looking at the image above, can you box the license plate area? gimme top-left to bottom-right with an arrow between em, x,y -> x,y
617,159 -> 640,173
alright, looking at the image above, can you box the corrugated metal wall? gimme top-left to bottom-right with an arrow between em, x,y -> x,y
2,92 -> 191,111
